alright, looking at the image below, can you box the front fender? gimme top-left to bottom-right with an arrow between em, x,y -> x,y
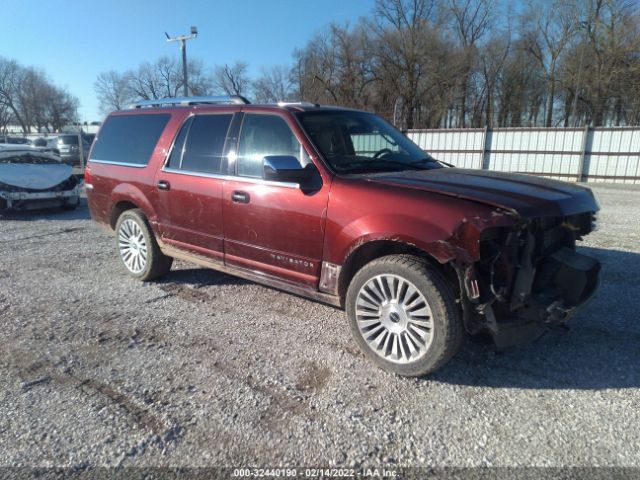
324,176 -> 521,269
330,207 -> 519,268
333,214 -> 457,265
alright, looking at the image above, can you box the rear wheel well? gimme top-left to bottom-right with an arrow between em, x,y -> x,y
110,201 -> 139,229
338,240 -> 458,305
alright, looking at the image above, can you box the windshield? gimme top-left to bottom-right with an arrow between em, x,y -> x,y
58,136 -> 78,145
296,110 -> 443,174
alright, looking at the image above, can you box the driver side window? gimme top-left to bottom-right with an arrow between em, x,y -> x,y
237,114 -> 305,178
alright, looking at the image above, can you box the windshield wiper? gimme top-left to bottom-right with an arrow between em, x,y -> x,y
339,159 -> 426,173
412,157 -> 453,168
371,159 -> 426,170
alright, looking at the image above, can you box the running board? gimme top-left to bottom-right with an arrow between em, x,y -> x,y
159,244 -> 342,308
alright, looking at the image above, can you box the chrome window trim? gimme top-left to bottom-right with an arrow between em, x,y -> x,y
176,115 -> 195,170
161,167 -> 299,189
89,159 -> 147,168
161,167 -> 226,180
228,175 -> 299,189
163,113 -> 194,170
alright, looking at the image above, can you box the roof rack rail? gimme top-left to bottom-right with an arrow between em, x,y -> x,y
130,95 -> 250,109
277,101 -> 320,108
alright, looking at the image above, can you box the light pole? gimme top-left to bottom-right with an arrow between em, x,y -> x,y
165,26 -> 198,97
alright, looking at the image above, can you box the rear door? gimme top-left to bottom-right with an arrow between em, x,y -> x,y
222,112 -> 330,288
155,112 -> 237,261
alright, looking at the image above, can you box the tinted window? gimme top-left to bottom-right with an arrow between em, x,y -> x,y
91,114 -> 170,166
237,114 -> 302,178
180,114 -> 232,174
59,135 -> 78,145
166,116 -> 193,169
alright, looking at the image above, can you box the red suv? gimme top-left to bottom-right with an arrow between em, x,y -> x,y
86,96 -> 600,376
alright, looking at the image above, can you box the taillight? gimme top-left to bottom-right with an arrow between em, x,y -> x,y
84,165 -> 92,186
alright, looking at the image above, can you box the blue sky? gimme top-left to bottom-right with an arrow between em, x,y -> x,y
1,0 -> 375,122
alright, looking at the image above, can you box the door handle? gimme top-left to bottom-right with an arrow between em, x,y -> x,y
231,191 -> 250,203
157,180 -> 170,191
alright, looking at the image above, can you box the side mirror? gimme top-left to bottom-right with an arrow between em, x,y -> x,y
262,155 -> 316,183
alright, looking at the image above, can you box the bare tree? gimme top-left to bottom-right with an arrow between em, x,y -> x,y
522,0 -> 579,127
0,57 -> 28,132
293,21 -> 377,109
0,57 -> 80,133
128,57 -> 180,100
123,56 -> 213,101
0,102 -> 12,131
293,31 -> 341,104
373,0 -> 444,128
253,65 -> 295,103
449,0 -> 493,126
87,0 -> 640,129
44,86 -> 79,131
213,62 -> 250,96
94,70 -> 133,113
185,59 -> 214,96
14,67 -> 51,132
576,0 -> 640,125
476,33 -> 511,127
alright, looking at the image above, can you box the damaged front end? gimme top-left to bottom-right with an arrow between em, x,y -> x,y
0,150 -> 80,211
456,211 -> 600,347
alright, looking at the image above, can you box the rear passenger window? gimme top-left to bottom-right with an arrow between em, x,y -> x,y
179,114 -> 232,174
91,114 -> 170,166
237,114 -> 302,178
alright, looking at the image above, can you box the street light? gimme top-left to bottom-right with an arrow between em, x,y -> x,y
165,26 -> 198,97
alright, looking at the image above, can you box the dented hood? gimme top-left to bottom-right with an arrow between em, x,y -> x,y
364,168 -> 599,218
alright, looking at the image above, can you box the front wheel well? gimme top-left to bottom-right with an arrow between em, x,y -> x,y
337,240 -> 458,305
110,201 -> 139,229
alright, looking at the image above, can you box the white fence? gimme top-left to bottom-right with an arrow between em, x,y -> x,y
407,127 -> 640,184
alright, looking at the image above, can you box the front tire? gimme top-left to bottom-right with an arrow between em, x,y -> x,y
346,254 -> 463,377
115,209 -> 173,281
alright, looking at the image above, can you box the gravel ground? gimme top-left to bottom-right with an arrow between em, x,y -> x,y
0,183 -> 638,470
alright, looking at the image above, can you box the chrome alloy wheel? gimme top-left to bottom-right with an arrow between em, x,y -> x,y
117,218 -> 148,274
355,274 -> 434,364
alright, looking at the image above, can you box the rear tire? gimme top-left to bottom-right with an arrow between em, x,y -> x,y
346,254 -> 463,377
115,209 -> 173,281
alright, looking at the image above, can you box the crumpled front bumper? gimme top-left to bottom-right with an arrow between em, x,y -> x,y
0,184 -> 80,210
490,247 -> 601,347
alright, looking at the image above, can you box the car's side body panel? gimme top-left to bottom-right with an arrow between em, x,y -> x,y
154,168 -> 226,261
87,107 -> 185,228
222,178 -> 329,287
221,107 -> 333,287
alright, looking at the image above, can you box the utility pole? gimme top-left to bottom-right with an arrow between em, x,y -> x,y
165,27 -> 198,97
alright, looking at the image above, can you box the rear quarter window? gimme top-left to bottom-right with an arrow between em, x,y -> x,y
90,114 -> 171,166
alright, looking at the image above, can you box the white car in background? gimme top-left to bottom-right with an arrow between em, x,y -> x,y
0,145 -> 80,211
